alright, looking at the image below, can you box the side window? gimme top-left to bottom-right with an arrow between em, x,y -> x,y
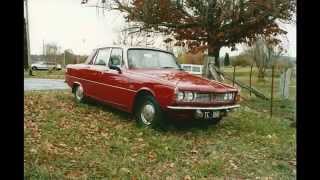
109,48 -> 123,67
93,48 -> 110,66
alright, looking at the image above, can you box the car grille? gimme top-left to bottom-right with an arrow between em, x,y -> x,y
214,93 -> 228,102
195,93 -> 211,103
194,93 -> 234,103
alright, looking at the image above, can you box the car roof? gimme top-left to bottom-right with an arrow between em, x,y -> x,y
95,45 -> 172,54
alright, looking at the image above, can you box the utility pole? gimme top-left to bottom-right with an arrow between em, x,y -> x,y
145,32 -> 148,47
42,39 -> 44,59
64,50 -> 66,67
25,0 -> 32,75
43,39 -> 45,62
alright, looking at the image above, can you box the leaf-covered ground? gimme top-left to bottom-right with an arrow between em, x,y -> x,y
24,90 -> 296,179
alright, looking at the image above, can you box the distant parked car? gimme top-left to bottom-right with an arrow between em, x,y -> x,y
181,64 -> 203,75
66,46 -> 240,128
31,61 -> 62,70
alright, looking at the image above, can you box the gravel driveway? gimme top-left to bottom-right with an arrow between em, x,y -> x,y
24,78 -> 70,91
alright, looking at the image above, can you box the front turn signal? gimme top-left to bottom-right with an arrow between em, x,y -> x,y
235,94 -> 241,102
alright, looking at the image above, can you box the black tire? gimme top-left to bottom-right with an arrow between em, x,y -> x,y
73,84 -> 85,103
31,66 -> 37,71
135,95 -> 165,129
206,117 -> 222,125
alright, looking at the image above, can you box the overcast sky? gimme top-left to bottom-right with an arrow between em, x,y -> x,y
28,0 -> 296,57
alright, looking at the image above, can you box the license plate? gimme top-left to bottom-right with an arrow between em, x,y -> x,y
203,111 -> 220,119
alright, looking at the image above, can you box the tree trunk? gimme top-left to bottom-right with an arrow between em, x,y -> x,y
207,42 -> 221,69
24,19 -> 29,70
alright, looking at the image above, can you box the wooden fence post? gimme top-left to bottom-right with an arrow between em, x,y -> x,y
270,65 -> 275,118
233,66 -> 236,86
249,64 -> 253,96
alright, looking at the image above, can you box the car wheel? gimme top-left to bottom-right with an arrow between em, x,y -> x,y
74,84 -> 85,103
136,95 -> 165,129
31,66 -> 37,70
206,117 -> 222,125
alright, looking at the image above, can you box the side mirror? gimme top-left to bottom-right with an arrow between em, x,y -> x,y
109,65 -> 122,74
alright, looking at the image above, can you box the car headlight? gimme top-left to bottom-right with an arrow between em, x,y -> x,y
223,93 -> 233,101
177,92 -> 184,101
227,93 -> 234,100
224,94 -> 229,100
230,93 -> 234,100
185,92 -> 194,101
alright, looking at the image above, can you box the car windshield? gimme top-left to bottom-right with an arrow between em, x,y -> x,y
128,49 -> 181,70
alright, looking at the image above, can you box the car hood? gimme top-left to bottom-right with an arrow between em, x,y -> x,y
132,69 -> 237,92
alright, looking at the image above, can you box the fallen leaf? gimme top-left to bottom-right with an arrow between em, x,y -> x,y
191,149 -> 198,154
59,143 -> 67,148
169,163 -> 174,168
137,138 -> 144,142
65,170 -> 84,178
119,167 -> 131,175
148,152 -> 156,161
30,148 -> 37,154
289,160 -> 296,166
267,135 -> 272,139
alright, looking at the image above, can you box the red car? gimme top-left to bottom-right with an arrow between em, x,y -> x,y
65,46 -> 240,127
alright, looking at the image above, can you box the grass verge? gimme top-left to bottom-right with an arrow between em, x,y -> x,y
24,90 -> 296,179
25,69 -> 65,79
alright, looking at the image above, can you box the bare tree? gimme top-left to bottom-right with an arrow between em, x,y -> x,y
113,22 -> 157,47
44,43 -> 60,65
245,38 -> 284,80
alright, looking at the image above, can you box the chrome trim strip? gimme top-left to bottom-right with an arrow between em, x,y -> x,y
66,74 -> 137,93
167,104 -> 240,110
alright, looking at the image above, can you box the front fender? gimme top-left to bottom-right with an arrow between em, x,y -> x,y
133,85 -> 175,111
151,84 -> 176,109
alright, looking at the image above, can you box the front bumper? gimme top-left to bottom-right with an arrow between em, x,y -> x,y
167,104 -> 240,110
165,104 -> 240,121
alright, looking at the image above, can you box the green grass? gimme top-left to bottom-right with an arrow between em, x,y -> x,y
25,69 -> 66,79
24,90 -> 296,179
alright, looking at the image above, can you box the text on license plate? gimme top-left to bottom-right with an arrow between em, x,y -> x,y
203,111 -> 220,119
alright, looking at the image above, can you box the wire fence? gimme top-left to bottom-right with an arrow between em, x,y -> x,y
222,65 -> 296,119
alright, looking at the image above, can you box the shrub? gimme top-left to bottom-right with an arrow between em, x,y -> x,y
231,55 -> 253,67
224,53 -> 230,66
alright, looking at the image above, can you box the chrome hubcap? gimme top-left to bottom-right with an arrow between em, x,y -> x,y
75,86 -> 83,101
140,103 -> 155,125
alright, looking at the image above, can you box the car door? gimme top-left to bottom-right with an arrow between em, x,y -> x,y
85,48 -> 111,99
38,62 -> 47,69
99,48 -> 133,110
